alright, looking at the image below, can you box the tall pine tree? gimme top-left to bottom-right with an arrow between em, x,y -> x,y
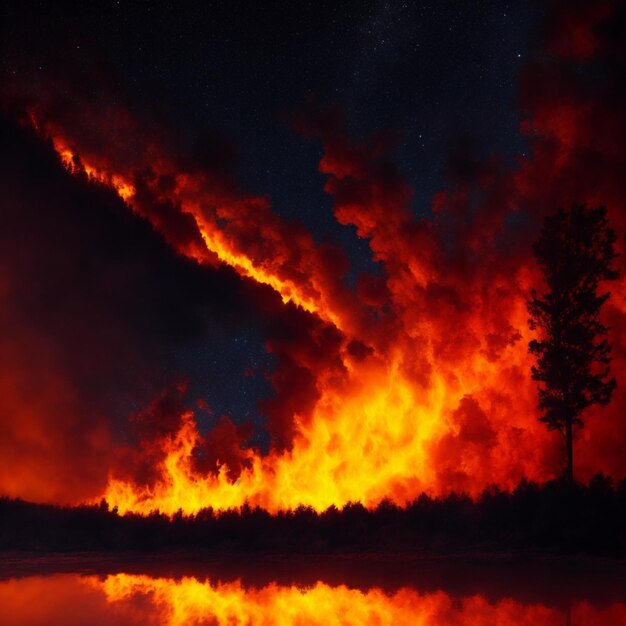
528,204 -> 619,482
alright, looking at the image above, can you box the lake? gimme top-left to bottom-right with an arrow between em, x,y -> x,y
1,554 -> 625,625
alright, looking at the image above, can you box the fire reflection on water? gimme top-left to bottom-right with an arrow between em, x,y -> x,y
0,572 -> 624,626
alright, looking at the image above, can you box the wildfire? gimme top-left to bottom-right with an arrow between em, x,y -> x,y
24,111 -> 560,515
51,135 -> 343,328
104,363 -> 451,515
17,0 -> 626,514
53,137 -> 136,202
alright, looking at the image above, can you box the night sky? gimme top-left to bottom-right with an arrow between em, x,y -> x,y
2,1 -> 542,442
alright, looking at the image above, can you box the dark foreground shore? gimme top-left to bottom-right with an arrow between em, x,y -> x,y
2,477 -> 625,558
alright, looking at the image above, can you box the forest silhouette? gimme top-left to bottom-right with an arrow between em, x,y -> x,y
1,475 -> 624,556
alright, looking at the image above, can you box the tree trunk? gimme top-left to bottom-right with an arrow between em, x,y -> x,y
565,416 -> 574,483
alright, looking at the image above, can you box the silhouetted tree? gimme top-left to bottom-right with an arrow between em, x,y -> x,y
528,204 -> 619,483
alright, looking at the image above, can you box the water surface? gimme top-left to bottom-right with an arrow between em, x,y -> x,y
1,555 -> 624,625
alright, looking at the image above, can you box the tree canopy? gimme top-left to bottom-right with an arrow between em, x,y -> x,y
528,203 -> 619,481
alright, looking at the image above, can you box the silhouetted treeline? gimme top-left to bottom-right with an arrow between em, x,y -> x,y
1,476 -> 625,556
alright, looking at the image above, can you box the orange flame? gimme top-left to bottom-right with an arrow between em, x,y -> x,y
53,137 -> 136,202
24,112 -> 561,515
49,131 -> 345,329
103,362 -> 451,514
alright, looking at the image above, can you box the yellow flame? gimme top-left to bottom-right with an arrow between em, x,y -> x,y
103,362 -> 448,514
